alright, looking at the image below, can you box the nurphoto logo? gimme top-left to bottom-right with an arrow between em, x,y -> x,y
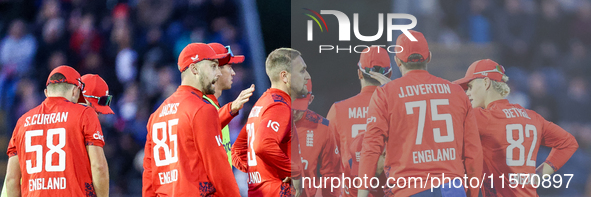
304,9 -> 418,53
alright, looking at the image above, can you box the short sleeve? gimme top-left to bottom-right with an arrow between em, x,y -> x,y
6,121 -> 21,157
82,108 -> 105,147
6,133 -> 17,157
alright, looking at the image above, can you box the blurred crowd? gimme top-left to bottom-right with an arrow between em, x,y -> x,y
0,0 -> 253,196
406,0 -> 591,195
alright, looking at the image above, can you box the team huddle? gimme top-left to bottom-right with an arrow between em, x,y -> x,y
2,30 -> 580,197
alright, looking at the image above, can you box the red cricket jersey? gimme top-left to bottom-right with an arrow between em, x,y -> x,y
349,132 -> 386,197
326,85 -> 377,197
142,85 -> 240,196
295,110 -> 341,197
360,70 -> 483,196
475,99 -> 578,197
231,88 -> 302,196
6,97 -> 104,197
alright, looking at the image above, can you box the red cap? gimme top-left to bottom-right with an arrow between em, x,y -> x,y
178,43 -> 229,72
292,79 -> 312,111
208,43 -> 245,65
395,30 -> 430,63
46,65 -> 86,103
81,74 -> 115,114
453,59 -> 506,90
358,46 -> 392,75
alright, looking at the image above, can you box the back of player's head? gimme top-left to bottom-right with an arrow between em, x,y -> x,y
47,73 -> 75,93
46,65 -> 86,103
395,30 -> 430,70
265,48 -> 301,82
358,46 -> 392,85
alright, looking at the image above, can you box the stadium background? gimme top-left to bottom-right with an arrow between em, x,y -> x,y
0,0 -> 589,196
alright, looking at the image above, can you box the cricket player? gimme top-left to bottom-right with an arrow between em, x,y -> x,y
358,30 -> 483,197
142,43 -> 240,196
80,74 -> 114,115
206,43 -> 255,166
5,65 -> 109,197
453,59 -> 579,196
293,79 -> 341,197
326,46 -> 392,197
231,48 -> 309,196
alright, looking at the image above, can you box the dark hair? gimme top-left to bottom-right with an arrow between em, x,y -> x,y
361,70 -> 392,86
47,73 -> 74,92
401,54 -> 427,70
49,73 -> 66,81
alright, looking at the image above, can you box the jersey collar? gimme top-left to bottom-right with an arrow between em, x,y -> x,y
203,94 -> 219,106
44,97 -> 70,105
405,69 -> 429,75
486,99 -> 510,109
178,85 -> 205,97
268,88 -> 292,106
360,86 -> 377,94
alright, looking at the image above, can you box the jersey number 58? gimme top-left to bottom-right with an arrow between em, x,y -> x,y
25,128 -> 66,174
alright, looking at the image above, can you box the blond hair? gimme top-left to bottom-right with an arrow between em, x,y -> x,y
491,75 -> 510,98
265,48 -> 301,82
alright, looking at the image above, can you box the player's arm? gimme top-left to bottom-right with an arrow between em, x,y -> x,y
375,149 -> 386,177
462,101 -> 483,197
5,127 -> 19,197
319,126 -> 342,197
82,109 -> 109,197
194,105 -> 241,196
253,103 -> 296,178
219,84 -> 256,127
231,125 -> 249,172
291,124 -> 303,197
142,126 -> 156,197
5,155 -> 20,197
538,117 -> 579,175
326,104 -> 341,152
218,103 -> 236,128
358,87 -> 389,196
86,146 -> 109,197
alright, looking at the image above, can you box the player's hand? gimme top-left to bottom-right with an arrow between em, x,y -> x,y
283,177 -> 291,183
231,84 -> 255,114
283,177 -> 302,197
368,71 -> 391,85
293,178 -> 302,197
357,189 -> 370,197
535,162 -> 555,185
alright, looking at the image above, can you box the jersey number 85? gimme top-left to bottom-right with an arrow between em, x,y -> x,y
152,119 -> 179,167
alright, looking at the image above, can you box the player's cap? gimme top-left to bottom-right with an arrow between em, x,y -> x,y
395,30 -> 430,63
292,79 -> 312,111
358,46 -> 392,75
81,74 -> 115,114
46,65 -> 86,103
178,43 -> 229,72
208,43 -> 245,65
453,59 -> 506,90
